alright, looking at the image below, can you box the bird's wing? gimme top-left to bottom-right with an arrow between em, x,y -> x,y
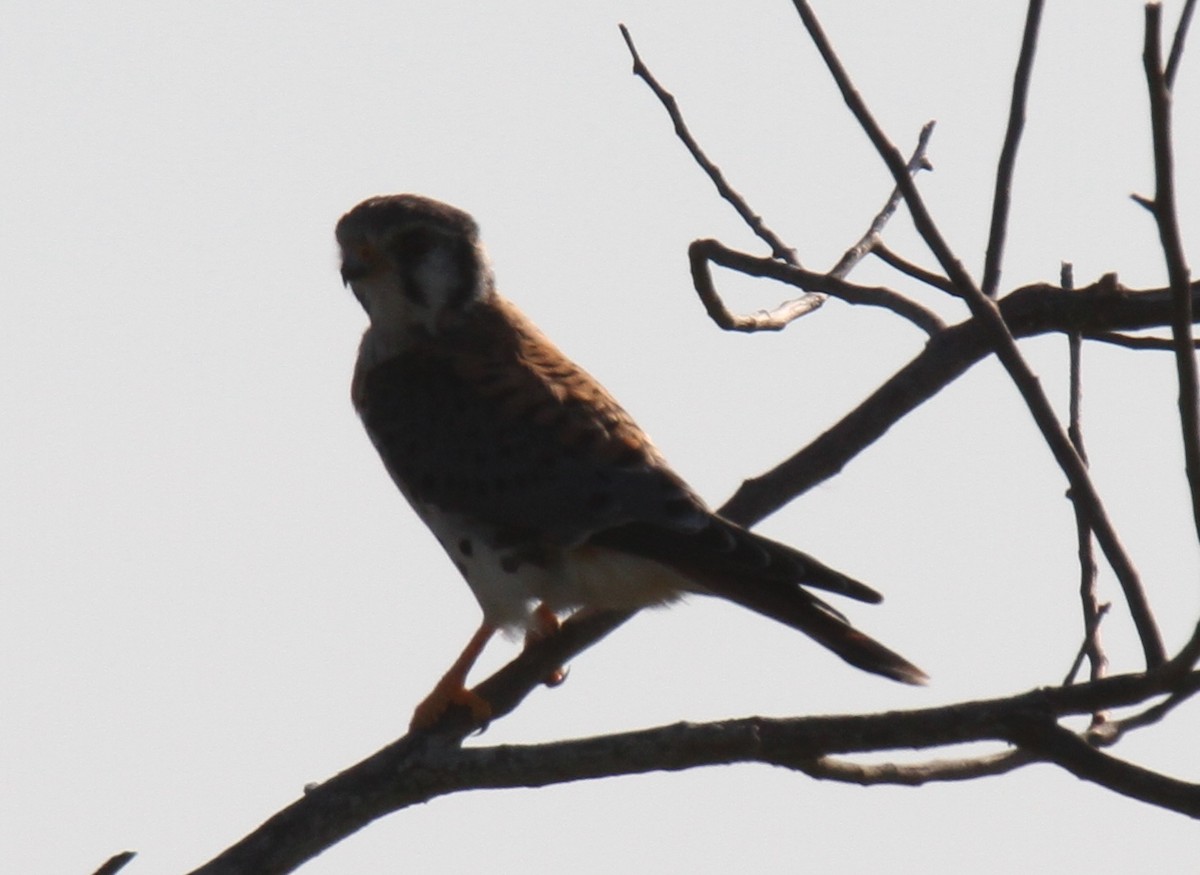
355,295 -> 706,546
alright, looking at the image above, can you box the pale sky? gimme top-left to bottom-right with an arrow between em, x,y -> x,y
3,2 -> 1198,872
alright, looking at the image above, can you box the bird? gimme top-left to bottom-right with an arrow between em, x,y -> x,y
336,193 -> 926,729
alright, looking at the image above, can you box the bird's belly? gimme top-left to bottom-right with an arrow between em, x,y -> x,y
543,544 -> 687,615
417,506 -> 686,632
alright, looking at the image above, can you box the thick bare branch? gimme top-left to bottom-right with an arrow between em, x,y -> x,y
721,278 -> 1200,522
188,666 -> 1200,873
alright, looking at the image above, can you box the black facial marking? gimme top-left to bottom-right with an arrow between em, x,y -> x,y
458,538 -> 473,557
394,227 -> 438,261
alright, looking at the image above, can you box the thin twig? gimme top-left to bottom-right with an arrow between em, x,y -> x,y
1144,4 -> 1200,545
1085,331 -> 1200,350
1063,604 -> 1111,687
1107,670 -> 1200,739
1061,263 -> 1109,702
1166,0 -> 1198,88
982,0 -> 1045,297
791,0 -> 1166,667
872,242 -> 957,294
619,24 -> 799,265
829,120 -> 937,279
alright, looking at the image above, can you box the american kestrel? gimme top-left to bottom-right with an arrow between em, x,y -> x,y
337,194 -> 926,728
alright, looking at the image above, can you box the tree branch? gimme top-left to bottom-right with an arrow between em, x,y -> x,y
91,852 -> 137,875
1061,263 -> 1108,700
721,278 -> 1200,523
170,10 -> 1200,873
1143,3 -> 1200,545
828,120 -> 936,280
1006,715 -> 1200,816
1165,0 -> 1198,88
799,748 -> 1035,786
688,239 -> 946,335
872,242 -> 956,294
188,666 -> 1200,873
623,26 -> 939,335
619,23 -> 799,265
790,0 -> 1166,668
1084,331 -> 1200,350
981,0 -> 1045,297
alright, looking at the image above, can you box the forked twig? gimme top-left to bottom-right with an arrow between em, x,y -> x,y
829,120 -> 936,280
689,239 -> 946,335
622,23 -> 938,334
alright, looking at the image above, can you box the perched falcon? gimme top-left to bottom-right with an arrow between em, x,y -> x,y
337,194 -> 926,728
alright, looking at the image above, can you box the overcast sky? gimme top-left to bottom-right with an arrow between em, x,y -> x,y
3,2 -> 1198,872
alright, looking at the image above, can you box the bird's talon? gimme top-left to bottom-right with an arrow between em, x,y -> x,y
409,683 -> 493,731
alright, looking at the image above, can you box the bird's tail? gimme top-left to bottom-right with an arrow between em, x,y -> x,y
588,516 -> 928,685
706,573 -> 928,685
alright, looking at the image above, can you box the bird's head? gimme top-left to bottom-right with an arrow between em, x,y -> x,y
336,194 -> 494,334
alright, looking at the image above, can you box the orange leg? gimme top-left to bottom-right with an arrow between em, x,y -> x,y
525,603 -> 566,687
409,621 -> 496,730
